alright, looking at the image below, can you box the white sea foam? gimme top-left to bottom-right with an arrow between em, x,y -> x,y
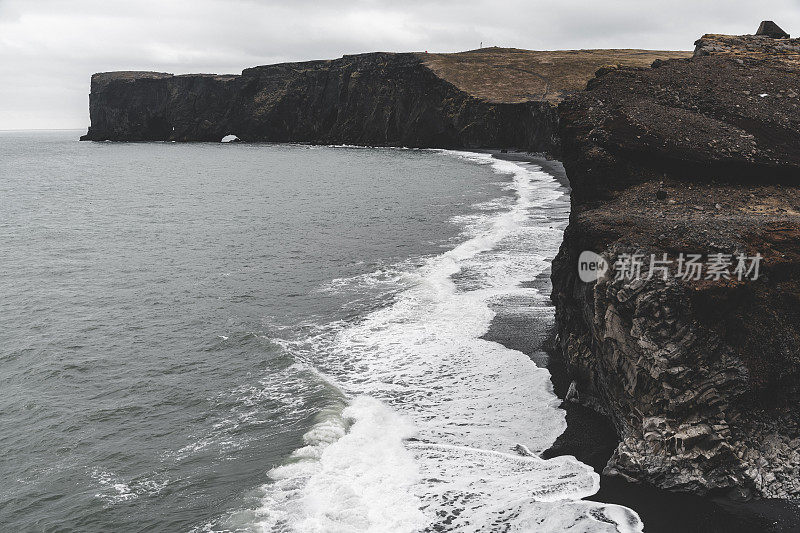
91,469 -> 169,504
244,152 -> 643,532
317,262 -> 419,295
254,397 -> 427,533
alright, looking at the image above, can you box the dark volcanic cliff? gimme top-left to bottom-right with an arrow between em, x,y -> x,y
81,48 -> 688,150
81,53 -> 557,150
552,33 -> 800,498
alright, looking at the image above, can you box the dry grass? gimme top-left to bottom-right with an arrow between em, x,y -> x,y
419,47 -> 692,103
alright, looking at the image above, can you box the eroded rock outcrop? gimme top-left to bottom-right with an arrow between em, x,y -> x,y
552,31 -> 800,498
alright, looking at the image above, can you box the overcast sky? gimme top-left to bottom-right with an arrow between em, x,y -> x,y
1,0 -> 798,130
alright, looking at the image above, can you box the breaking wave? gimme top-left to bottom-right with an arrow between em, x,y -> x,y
228,151 -> 642,532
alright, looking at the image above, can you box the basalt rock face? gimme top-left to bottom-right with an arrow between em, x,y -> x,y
552,33 -> 800,498
81,53 -> 559,150
82,72 -> 240,141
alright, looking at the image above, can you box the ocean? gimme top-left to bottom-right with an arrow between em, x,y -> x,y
0,131 -> 640,532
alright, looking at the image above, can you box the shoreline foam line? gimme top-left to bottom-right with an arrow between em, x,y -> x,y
241,151 -> 643,533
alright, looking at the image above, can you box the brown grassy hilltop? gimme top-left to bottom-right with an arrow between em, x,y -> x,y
419,47 -> 692,103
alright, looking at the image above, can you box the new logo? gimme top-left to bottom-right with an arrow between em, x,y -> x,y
578,251 -> 608,283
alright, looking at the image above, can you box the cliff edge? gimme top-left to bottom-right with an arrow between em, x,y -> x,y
552,30 -> 800,498
80,48 -> 688,150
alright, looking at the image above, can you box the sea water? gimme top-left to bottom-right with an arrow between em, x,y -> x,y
0,132 -> 640,532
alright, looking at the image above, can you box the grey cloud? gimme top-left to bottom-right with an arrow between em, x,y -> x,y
1,0 -> 799,129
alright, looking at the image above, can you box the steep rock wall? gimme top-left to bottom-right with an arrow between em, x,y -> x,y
81,53 -> 559,151
551,34 -> 800,498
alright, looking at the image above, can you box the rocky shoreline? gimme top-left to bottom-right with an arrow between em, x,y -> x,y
487,271 -> 800,533
552,30 -> 800,500
486,151 -> 800,531
81,24 -> 800,510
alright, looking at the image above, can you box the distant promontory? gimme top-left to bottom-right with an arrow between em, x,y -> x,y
79,48 -> 688,150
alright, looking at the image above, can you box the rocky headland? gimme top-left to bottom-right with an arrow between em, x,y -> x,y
79,48 -> 687,149
82,23 -> 800,506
